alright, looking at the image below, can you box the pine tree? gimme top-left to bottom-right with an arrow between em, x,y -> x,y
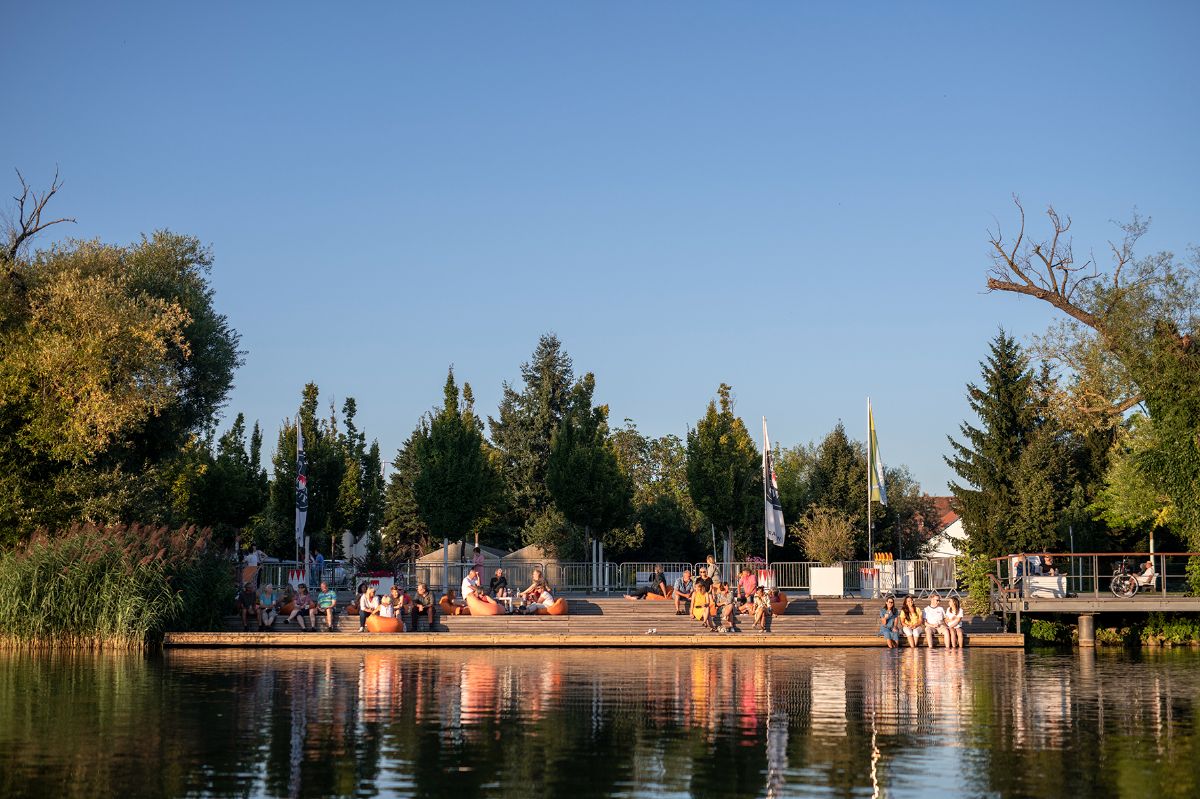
488,334 -> 574,532
946,331 -> 1038,557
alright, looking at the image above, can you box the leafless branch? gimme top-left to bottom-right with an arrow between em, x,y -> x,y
4,168 -> 75,263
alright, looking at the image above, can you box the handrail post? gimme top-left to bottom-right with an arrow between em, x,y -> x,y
1093,555 -> 1099,597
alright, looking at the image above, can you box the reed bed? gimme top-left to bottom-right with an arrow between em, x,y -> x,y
0,523 -> 233,649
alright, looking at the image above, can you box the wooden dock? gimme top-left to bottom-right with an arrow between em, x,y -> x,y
164,597 -> 1023,648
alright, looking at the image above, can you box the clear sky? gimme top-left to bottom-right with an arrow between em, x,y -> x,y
4,2 -> 1198,493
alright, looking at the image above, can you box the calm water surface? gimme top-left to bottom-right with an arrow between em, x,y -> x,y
1,646 -> 1198,798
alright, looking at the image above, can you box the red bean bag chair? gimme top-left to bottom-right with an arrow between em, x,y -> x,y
466,593 -> 505,616
534,597 -> 569,616
770,592 -> 789,616
440,594 -> 469,616
365,614 -> 402,633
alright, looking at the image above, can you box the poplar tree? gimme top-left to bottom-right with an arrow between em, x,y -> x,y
412,368 -> 500,542
685,383 -> 761,556
546,374 -> 633,553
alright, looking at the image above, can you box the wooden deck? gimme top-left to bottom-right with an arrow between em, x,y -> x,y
1015,595 -> 1200,614
165,597 -> 1022,648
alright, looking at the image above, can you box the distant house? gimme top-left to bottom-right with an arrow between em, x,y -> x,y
926,496 -> 966,558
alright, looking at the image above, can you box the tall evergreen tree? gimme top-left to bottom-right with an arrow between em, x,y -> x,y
412,368 -> 500,543
946,331 -> 1040,556
546,374 -> 633,556
381,432 -> 429,561
488,333 -> 575,534
685,383 -> 762,557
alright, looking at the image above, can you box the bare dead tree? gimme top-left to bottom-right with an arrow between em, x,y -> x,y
984,196 -> 1150,416
3,168 -> 75,264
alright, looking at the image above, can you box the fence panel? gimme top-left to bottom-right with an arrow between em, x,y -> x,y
616,562 -> 694,590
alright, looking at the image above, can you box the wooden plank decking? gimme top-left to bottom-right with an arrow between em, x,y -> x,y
165,597 -> 1023,648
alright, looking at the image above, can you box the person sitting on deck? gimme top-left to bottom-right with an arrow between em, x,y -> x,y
378,595 -> 395,618
315,581 -> 338,631
736,568 -> 758,605
878,596 -> 900,648
288,585 -> 314,631
411,583 -> 435,631
526,586 -> 555,613
751,586 -> 772,633
516,569 -> 549,610
899,596 -> 923,648
257,584 -> 280,630
922,594 -> 948,647
625,565 -> 669,600
713,582 -> 739,632
237,582 -> 257,631
460,568 -> 481,606
357,586 -> 380,632
490,568 -> 509,599
695,566 -> 714,594
692,582 -> 717,631
1137,559 -> 1156,585
943,596 -> 964,648
673,569 -> 695,616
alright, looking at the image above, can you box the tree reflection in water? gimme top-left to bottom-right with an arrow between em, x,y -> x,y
0,648 -> 1198,798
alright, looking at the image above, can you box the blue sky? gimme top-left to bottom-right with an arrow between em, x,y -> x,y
4,2 -> 1198,493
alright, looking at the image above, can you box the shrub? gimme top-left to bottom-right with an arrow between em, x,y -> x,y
0,523 -> 232,649
1029,619 -> 1070,644
957,554 -> 995,617
1141,612 -> 1200,646
795,506 -> 856,566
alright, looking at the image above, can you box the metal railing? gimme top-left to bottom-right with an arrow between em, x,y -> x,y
992,552 -> 1200,598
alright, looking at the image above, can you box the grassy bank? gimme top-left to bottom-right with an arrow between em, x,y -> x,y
0,524 -> 232,649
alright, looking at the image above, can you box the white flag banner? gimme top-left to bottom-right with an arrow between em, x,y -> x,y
763,418 -> 786,546
295,416 -> 308,549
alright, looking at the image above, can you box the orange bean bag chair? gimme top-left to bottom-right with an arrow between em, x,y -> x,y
365,614 -> 402,633
534,597 -> 569,616
279,601 -> 296,616
770,592 -> 789,616
645,587 -> 674,600
466,593 -> 505,616
440,595 -> 469,616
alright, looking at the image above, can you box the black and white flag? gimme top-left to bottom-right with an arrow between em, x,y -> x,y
295,416 -> 308,549
763,418 -> 786,546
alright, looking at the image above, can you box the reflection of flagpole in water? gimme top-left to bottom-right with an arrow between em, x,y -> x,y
765,663 -> 788,799
288,667 -> 309,799
870,708 -> 882,799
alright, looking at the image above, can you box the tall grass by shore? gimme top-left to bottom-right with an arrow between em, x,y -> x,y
0,524 -> 232,649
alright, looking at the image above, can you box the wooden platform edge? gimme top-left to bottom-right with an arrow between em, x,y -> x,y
163,632 -> 1025,649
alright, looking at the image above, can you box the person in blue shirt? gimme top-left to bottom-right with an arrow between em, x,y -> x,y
315,581 -> 338,632
313,550 -> 325,587
672,569 -> 694,616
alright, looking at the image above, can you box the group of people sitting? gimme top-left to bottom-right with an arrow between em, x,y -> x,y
878,594 -> 965,648
625,562 -> 778,633
237,581 -> 339,632
448,566 -> 556,614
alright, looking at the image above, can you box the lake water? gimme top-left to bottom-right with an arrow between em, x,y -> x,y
1,646 -> 1198,798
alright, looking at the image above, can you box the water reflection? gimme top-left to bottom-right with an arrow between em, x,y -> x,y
1,647 -> 1199,798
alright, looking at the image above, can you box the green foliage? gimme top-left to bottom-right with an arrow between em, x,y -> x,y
1187,557 -> 1200,597
609,421 -> 706,561
381,432 -> 430,561
948,332 -> 1107,557
1028,619 -> 1070,644
685,383 -> 761,556
488,334 -> 574,534
957,554 -> 996,617
793,506 -> 856,565
1140,612 -> 1200,646
411,368 -> 501,542
546,373 -> 633,549
0,523 -> 232,649
262,384 -> 384,557
775,426 -> 939,560
0,230 -> 242,542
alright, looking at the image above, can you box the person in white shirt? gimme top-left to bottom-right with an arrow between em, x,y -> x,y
357,587 -> 381,632
461,567 -> 481,602
922,594 -> 948,648
526,588 -> 554,613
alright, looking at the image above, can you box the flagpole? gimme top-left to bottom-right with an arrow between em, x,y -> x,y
867,399 -> 873,565
763,417 -> 769,567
